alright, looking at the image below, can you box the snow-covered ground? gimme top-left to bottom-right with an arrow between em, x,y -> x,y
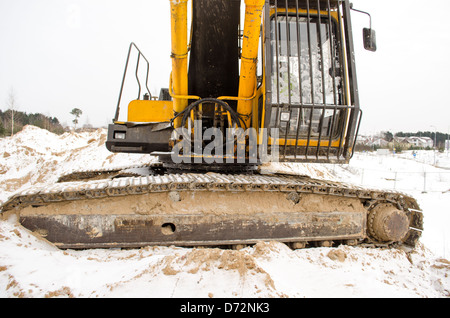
333,151 -> 450,259
0,126 -> 449,298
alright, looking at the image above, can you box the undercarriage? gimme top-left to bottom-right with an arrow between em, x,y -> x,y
0,164 -> 423,250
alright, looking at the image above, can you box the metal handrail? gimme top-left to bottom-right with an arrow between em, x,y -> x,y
114,42 -> 152,122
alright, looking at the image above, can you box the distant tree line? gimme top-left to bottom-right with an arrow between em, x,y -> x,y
0,109 -> 64,136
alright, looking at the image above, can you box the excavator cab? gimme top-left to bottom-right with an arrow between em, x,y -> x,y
107,0 -> 367,169
265,0 -> 361,164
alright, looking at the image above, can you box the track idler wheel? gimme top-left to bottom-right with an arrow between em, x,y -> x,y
368,203 -> 410,243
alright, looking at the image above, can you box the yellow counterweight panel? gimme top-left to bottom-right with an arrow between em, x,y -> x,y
127,100 -> 173,123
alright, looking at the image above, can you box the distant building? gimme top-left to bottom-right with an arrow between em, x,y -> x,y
356,134 -> 435,151
405,136 -> 434,148
389,136 -> 433,150
355,135 -> 389,148
391,137 -> 411,150
355,135 -> 370,145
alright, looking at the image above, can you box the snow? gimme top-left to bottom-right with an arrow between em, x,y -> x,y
1,125 -> 449,298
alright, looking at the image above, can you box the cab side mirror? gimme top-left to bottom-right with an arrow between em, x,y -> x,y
349,4 -> 377,52
363,28 -> 377,52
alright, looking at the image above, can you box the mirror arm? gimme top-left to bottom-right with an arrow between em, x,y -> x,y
349,3 -> 372,30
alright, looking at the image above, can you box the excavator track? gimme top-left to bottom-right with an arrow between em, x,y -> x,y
56,163 -> 160,183
0,171 -> 423,250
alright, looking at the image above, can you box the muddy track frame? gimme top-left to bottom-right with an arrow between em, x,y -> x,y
1,169 -> 424,250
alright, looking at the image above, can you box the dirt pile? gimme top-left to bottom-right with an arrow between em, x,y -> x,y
0,125 -> 153,203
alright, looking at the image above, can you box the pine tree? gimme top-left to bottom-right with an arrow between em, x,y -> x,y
70,108 -> 83,130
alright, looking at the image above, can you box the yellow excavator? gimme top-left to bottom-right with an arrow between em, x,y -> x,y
1,0 -> 423,249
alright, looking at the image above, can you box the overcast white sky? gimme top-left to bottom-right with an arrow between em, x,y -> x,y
1,0 -> 450,135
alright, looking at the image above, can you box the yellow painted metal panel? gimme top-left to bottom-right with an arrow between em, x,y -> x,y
170,0 -> 189,128
236,0 -> 265,129
268,136 -> 341,148
127,100 -> 173,123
